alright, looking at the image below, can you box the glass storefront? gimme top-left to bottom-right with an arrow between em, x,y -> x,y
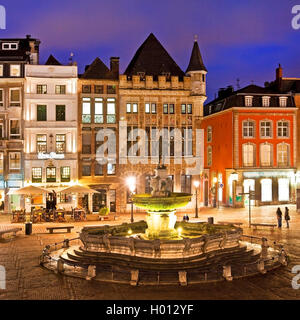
261,179 -> 272,202
278,178 -> 289,202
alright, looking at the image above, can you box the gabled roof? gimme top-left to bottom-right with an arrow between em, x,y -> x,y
186,40 -> 207,73
81,57 -> 116,79
45,54 -> 61,65
124,33 -> 185,79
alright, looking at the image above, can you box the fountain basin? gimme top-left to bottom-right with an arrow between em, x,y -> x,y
132,193 -> 192,212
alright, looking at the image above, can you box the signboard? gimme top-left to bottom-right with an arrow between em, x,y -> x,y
38,152 -> 65,160
219,183 -> 224,188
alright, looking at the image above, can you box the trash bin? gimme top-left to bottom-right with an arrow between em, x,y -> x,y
25,222 -> 32,235
208,217 -> 214,225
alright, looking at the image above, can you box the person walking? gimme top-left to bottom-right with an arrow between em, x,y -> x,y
284,207 -> 290,228
276,207 -> 283,228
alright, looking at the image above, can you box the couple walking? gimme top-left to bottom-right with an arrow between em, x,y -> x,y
276,207 -> 290,228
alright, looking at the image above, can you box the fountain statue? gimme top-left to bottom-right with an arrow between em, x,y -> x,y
133,164 -> 192,239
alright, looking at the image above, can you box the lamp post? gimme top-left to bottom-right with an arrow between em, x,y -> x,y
126,176 -> 136,223
193,180 -> 200,218
231,172 -> 239,208
213,177 -> 218,208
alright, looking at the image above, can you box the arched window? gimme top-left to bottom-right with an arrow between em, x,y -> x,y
242,144 -> 255,167
260,143 -> 272,166
277,143 -> 289,167
207,146 -> 212,166
242,120 -> 255,138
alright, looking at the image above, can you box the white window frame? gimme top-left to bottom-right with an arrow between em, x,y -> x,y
0,64 -> 3,77
9,88 -> 21,106
260,143 -> 272,167
82,97 -> 91,123
9,152 -> 21,170
277,143 -> 289,167
10,64 -> 21,77
207,145 -> 212,166
242,120 -> 255,138
277,120 -> 289,138
9,119 -> 21,139
262,96 -> 270,107
207,126 -> 212,142
260,120 -> 272,138
245,96 -> 253,107
279,97 -> 288,107
242,143 -> 255,167
2,42 -> 18,50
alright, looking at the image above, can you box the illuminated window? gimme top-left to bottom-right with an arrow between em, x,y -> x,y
9,152 -> 21,170
277,143 -> 289,167
56,134 -> 66,154
36,134 -> 47,153
277,121 -> 289,137
10,120 -> 20,139
278,178 -> 289,201
261,179 -> 272,202
32,168 -> 42,183
0,153 -> 3,174
55,85 -> 66,94
107,98 -> 116,123
10,64 -> 20,77
107,163 -> 116,175
181,104 -> 186,114
279,97 -> 287,107
187,104 -> 192,114
37,85 -> 47,94
245,96 -> 253,107
46,167 -> 56,182
61,167 -> 70,182
207,146 -> 212,166
262,96 -> 270,107
0,65 -> 3,77
260,143 -> 272,166
207,126 -> 212,142
95,98 -> 103,123
243,121 -> 255,138
242,144 -> 255,167
10,89 -> 20,106
82,98 -> 91,123
260,121 -> 272,138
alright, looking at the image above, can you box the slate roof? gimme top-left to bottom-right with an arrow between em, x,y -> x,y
0,36 -> 40,62
80,57 -> 117,80
204,84 -> 295,116
124,33 -> 185,80
45,54 -> 61,65
186,40 -> 207,73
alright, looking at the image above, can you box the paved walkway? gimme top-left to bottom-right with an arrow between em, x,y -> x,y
1,205 -> 300,300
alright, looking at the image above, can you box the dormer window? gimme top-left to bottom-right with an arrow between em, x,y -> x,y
262,96 -> 270,107
245,96 -> 253,107
2,42 -> 18,50
279,97 -> 287,107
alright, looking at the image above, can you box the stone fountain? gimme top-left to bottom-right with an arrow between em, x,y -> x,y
133,164 -> 192,239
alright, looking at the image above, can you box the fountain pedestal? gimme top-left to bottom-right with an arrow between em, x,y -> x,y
145,210 -> 178,239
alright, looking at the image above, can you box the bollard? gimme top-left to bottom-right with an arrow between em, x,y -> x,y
223,265 -> 233,281
178,271 -> 187,286
130,269 -> 139,286
257,260 -> 266,274
86,265 -> 97,280
63,239 -> 70,249
261,237 -> 269,259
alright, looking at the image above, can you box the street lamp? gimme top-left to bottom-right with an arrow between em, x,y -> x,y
193,180 -> 200,218
126,176 -> 136,223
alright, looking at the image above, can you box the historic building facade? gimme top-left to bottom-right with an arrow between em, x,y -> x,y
0,35 -> 40,212
24,56 -> 78,209
78,56 -> 119,213
202,84 -> 297,207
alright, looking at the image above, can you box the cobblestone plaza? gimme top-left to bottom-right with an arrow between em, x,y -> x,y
1,205 -> 300,300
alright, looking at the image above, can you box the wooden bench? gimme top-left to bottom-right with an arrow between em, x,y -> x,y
0,228 -> 22,239
251,223 -> 277,230
99,215 -> 118,221
46,226 -> 74,234
218,221 -> 243,226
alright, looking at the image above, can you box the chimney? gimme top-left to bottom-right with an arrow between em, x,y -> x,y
110,57 -> 119,78
276,64 -> 283,91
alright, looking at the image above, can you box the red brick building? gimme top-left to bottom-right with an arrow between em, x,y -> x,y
202,84 -> 297,207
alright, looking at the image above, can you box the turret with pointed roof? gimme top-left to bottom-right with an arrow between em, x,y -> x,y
186,38 -> 207,73
125,33 -> 185,80
186,37 -> 207,97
